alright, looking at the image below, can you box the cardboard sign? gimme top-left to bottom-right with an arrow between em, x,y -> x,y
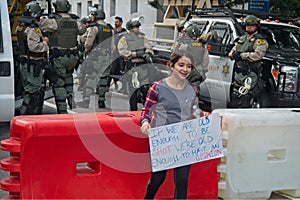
148,113 -> 223,172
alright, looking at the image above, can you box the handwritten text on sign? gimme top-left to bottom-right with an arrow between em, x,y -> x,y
148,113 -> 223,172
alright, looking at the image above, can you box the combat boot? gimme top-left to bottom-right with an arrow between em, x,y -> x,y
77,100 -> 90,108
98,100 -> 105,108
67,95 -> 76,109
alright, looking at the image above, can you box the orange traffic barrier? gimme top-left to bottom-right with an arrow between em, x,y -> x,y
0,112 -> 219,199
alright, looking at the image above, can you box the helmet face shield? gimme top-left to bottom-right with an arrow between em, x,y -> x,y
131,20 -> 141,28
126,19 -> 141,30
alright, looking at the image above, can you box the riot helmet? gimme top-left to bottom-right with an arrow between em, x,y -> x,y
90,9 -> 106,20
53,0 -> 71,12
244,15 -> 259,26
126,19 -> 141,30
185,24 -> 201,39
244,15 -> 260,34
81,16 -> 92,24
24,1 -> 43,18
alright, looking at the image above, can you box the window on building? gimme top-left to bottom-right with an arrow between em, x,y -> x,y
87,1 -> 92,14
77,3 -> 82,18
131,0 -> 138,14
110,0 -> 116,16
98,0 -> 103,10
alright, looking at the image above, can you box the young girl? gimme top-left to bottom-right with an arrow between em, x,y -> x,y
140,50 -> 204,199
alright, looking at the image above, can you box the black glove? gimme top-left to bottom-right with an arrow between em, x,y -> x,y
135,48 -> 146,58
232,51 -> 242,61
143,53 -> 153,63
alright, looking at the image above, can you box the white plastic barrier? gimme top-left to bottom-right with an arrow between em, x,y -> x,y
214,108 -> 300,199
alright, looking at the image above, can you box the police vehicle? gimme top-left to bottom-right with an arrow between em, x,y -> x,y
151,7 -> 300,111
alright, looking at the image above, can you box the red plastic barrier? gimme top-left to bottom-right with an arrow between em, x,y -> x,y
0,112 -> 219,199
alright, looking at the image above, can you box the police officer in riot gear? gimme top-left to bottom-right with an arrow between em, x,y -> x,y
76,9 -> 113,109
172,23 -> 209,91
229,15 -> 269,108
16,1 -> 49,115
118,18 -> 154,111
38,0 -> 86,114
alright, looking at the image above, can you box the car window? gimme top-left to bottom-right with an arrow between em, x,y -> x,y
208,22 -> 234,45
260,25 -> 300,49
206,21 -> 234,56
193,21 -> 209,34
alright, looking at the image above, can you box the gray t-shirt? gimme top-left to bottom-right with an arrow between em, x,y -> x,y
152,79 -> 197,127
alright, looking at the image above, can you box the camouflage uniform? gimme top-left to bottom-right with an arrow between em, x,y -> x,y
229,15 -> 269,108
77,9 -> 113,109
17,2 -> 48,115
118,19 -> 154,111
38,1 -> 86,114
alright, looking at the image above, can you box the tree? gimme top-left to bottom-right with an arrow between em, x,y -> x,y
270,0 -> 300,18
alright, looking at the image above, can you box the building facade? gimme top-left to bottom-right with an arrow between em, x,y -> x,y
68,0 -> 158,38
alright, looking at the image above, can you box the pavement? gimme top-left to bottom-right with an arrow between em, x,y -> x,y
71,74 -> 144,113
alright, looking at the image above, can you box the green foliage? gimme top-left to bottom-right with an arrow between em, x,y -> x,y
270,0 -> 300,17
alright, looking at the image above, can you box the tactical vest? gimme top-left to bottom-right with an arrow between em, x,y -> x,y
48,15 -> 79,49
236,34 -> 264,70
124,33 -> 145,52
16,24 -> 29,56
186,39 -> 205,66
17,23 -> 44,58
92,23 -> 112,49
